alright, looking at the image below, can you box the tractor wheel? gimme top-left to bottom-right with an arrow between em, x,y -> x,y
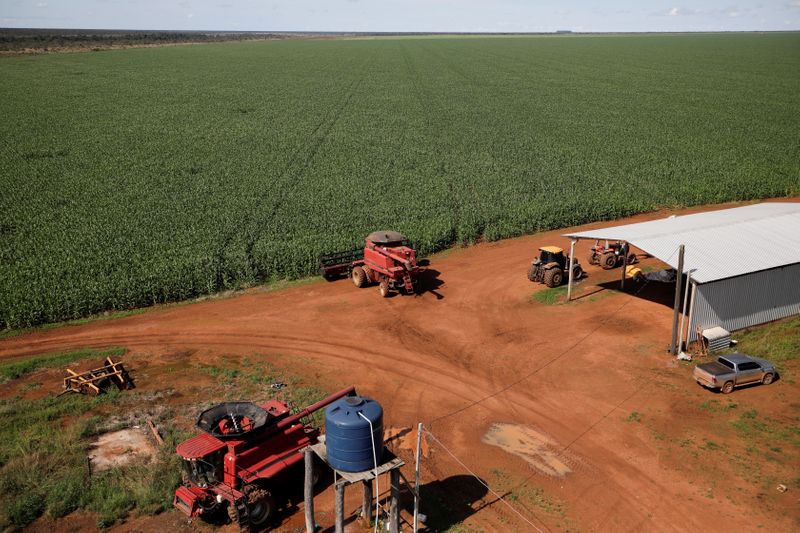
362,265 -> 373,284
762,373 -> 774,385
721,381 -> 734,394
587,252 -> 597,265
379,279 -> 390,298
600,252 -> 617,270
527,263 -> 538,282
571,264 -> 583,280
544,268 -> 563,288
627,253 -> 637,265
245,485 -> 276,528
352,266 -> 367,288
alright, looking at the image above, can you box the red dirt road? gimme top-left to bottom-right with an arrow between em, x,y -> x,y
3,201 -> 798,532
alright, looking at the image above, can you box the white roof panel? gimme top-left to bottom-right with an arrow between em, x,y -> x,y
563,202 -> 800,283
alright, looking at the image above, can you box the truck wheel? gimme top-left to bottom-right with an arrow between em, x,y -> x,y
721,381 -> 734,394
352,266 -> 367,288
601,252 -> 617,270
527,263 -> 538,282
544,268 -> 563,288
246,486 -> 276,528
379,279 -> 390,298
762,373 -> 774,385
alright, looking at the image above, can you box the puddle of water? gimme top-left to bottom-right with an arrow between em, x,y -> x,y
482,423 -> 571,478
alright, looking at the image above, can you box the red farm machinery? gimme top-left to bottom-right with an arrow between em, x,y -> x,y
587,240 -> 637,270
319,230 -> 421,297
173,386 -> 356,530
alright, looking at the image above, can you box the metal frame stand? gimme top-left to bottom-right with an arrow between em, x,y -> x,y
304,436 -> 405,533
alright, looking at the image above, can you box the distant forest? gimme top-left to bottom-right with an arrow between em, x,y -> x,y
0,28 -> 314,53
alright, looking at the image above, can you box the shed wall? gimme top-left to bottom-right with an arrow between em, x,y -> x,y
688,263 -> 800,342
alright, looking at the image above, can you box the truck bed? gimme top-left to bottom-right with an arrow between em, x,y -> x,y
695,361 -> 733,376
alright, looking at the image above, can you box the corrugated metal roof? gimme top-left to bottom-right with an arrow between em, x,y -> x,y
563,202 -> 800,283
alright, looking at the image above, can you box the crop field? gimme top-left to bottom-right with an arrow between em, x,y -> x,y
1,33 -> 798,328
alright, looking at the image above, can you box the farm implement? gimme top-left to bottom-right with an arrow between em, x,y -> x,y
173,386 -> 357,530
319,230 -> 421,297
60,357 -> 133,395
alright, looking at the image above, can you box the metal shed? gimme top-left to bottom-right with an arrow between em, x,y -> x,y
562,202 -> 800,349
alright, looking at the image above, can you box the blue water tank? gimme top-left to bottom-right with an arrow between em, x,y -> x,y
324,395 -> 384,472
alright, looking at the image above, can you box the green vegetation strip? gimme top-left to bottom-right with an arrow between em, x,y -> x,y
1,34 -> 798,328
726,315 -> 800,375
0,346 -> 127,382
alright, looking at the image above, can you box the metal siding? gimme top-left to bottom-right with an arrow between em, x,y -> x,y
688,263 -> 800,341
563,202 -> 800,283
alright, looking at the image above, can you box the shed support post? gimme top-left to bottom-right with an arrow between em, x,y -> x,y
390,469 -> 400,533
362,479 -> 373,525
620,241 -> 628,290
304,448 -> 315,532
678,271 -> 692,353
686,281 -> 698,345
670,244 -> 685,355
335,482 -> 345,533
567,239 -> 577,301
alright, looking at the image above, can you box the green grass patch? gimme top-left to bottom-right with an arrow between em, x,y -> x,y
531,286 -> 568,305
698,399 -> 738,413
726,315 -> 800,375
0,346 -> 127,382
626,411 -> 642,423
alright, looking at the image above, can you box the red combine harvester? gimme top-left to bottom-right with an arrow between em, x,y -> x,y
319,230 -> 421,297
173,386 -> 356,530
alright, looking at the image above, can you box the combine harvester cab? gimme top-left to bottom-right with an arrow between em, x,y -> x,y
174,386 -> 356,529
319,230 -> 422,297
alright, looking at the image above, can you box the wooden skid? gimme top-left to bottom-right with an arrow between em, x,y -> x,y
62,357 -> 132,395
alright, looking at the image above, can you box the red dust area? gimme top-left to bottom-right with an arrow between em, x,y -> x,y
2,200 -> 799,532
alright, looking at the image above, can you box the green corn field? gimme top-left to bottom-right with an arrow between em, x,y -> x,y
1,33 -> 798,328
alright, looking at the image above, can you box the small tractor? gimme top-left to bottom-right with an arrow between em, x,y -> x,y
527,246 -> 583,288
587,240 -> 637,270
319,230 -> 421,297
173,386 -> 356,530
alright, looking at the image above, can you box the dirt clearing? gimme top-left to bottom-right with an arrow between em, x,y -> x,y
1,200 -> 798,532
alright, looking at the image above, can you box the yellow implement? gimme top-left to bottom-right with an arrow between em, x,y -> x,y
626,266 -> 644,280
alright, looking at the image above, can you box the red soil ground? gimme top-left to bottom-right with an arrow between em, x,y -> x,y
3,200 -> 798,532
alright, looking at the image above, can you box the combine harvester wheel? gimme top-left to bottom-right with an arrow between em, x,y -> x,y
351,266 -> 367,288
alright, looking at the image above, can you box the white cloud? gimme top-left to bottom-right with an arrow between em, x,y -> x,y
668,7 -> 679,16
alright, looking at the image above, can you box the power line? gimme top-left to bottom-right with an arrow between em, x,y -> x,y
424,428 -> 548,533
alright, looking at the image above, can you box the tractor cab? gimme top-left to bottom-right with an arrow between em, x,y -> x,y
537,246 -> 566,268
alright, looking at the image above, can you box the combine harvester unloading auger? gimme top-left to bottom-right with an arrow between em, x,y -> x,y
319,230 -> 423,297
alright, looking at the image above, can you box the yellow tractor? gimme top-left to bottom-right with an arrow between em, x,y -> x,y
527,246 -> 583,288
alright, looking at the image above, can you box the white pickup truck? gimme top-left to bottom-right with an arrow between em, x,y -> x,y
693,353 -> 776,394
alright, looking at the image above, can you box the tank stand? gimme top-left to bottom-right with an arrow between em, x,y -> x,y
304,435 -> 405,533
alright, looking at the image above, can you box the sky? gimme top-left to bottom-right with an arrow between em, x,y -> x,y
1,0 -> 799,33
